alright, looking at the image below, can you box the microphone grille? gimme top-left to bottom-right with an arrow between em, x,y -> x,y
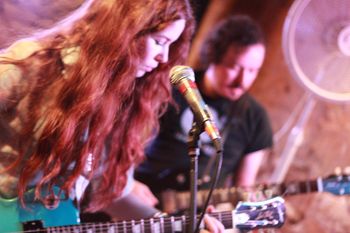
169,65 -> 195,85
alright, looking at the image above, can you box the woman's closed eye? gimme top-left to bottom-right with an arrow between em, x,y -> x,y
154,38 -> 167,46
152,35 -> 170,46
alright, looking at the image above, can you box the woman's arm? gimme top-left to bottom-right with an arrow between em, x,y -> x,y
235,149 -> 269,187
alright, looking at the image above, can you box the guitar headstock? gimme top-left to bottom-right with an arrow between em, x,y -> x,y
234,196 -> 285,230
322,173 -> 350,195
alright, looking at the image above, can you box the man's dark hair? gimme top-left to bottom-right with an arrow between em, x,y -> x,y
201,14 -> 265,66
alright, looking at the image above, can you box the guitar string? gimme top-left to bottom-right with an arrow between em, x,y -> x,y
14,207 -> 283,232
47,218 -> 279,233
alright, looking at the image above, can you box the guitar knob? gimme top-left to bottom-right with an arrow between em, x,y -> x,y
42,194 -> 60,210
176,173 -> 186,185
334,166 -> 342,176
344,166 -> 350,176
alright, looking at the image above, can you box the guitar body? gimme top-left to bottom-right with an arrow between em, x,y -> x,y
0,186 -> 79,232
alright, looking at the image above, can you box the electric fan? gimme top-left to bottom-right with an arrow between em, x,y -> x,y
271,0 -> 350,183
283,0 -> 350,102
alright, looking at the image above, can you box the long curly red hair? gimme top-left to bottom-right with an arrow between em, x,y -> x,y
7,0 -> 194,211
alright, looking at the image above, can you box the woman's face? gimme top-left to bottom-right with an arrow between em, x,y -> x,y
136,19 -> 186,78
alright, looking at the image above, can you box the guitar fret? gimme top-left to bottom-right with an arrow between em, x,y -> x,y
117,221 -> 123,233
91,222 -> 96,232
114,222 -> 119,233
107,222 -> 115,233
87,223 -> 94,233
92,222 -> 97,232
170,216 -> 175,233
141,219 -> 145,233
151,217 -> 162,233
151,218 -> 154,233
181,215 -> 186,233
123,220 -> 127,233
132,219 -> 140,233
131,220 -> 135,233
227,211 -> 234,229
306,180 -> 311,193
160,216 -> 165,233
170,215 -> 183,233
149,218 -> 156,233
217,210 -> 222,223
160,216 -> 168,233
317,177 -> 323,192
299,180 -> 316,194
99,222 -> 104,233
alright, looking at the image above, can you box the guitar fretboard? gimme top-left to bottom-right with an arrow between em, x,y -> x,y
47,211 -> 234,233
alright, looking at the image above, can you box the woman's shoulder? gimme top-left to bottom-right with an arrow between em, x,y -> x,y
0,39 -> 42,108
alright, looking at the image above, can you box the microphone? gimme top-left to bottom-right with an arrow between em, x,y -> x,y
170,65 -> 221,149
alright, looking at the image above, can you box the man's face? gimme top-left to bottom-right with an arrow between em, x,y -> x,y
209,43 -> 265,101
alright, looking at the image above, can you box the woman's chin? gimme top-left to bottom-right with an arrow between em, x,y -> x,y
136,70 -> 146,78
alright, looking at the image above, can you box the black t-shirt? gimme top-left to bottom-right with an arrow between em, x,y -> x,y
135,71 -> 273,193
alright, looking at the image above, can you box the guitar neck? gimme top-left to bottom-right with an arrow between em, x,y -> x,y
162,178 -> 320,211
46,211 -> 235,233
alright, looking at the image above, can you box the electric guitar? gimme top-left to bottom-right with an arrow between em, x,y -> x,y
160,173 -> 350,213
0,186 -> 285,232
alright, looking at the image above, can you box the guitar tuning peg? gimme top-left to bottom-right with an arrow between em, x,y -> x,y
334,166 -> 342,176
344,166 -> 350,176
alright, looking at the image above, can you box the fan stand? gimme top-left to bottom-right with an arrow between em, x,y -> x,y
270,92 -> 316,183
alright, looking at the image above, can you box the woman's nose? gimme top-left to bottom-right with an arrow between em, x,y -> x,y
156,46 -> 169,63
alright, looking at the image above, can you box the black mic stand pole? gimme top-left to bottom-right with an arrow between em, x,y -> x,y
187,121 -> 202,233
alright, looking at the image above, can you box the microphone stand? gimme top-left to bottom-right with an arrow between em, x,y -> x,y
187,121 -> 202,233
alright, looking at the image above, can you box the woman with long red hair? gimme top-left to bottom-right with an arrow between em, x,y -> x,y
0,0 -> 224,231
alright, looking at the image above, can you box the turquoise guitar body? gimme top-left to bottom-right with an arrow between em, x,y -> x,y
0,186 -> 79,232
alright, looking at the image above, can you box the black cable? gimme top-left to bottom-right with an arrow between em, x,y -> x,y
194,138 -> 223,233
